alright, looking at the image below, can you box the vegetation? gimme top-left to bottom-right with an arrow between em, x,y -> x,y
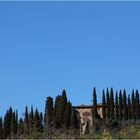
93,87 -> 98,128
106,88 -> 110,120
102,89 -> 106,121
1,87 -> 140,139
115,92 -> 119,120
110,88 -> 114,120
79,124 -> 140,139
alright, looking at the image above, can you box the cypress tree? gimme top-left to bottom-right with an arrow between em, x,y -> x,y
9,107 -> 13,118
93,87 -> 97,131
39,112 -> 43,133
71,107 -> 77,129
119,90 -> 123,121
17,117 -> 24,137
131,89 -> 135,121
93,87 -> 97,120
102,89 -> 106,121
34,108 -> 40,132
0,117 -> 3,138
24,106 -> 29,135
115,91 -> 119,120
106,88 -> 110,120
53,95 -> 62,128
123,89 -> 127,120
53,91 -> 67,128
29,106 -> 34,133
10,111 -> 15,137
110,88 -> 114,120
62,89 -> 67,104
9,107 -> 13,134
60,89 -> 68,126
64,101 -> 72,129
135,89 -> 139,120
3,111 -> 10,138
44,96 -> 53,131
135,90 -> 140,120
15,110 -> 18,134
3,107 -> 13,138
128,94 -> 131,120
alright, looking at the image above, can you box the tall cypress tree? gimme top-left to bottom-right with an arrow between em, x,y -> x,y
131,89 -> 135,121
106,88 -> 110,120
53,95 -> 62,128
3,110 -> 11,138
93,87 -> 97,131
3,107 -> 13,138
71,107 -> 77,129
34,108 -> 40,132
110,88 -> 114,120
0,117 -> 3,138
29,106 -> 34,133
123,89 -> 127,120
10,111 -> 16,137
39,112 -> 43,133
44,96 -> 53,132
119,90 -> 123,121
102,89 -> 106,121
15,110 -> 18,134
128,94 -> 131,120
93,87 -> 97,120
115,92 -> 119,120
64,101 -> 72,129
9,107 -> 13,136
17,117 -> 24,136
135,89 -> 139,120
24,106 -> 29,135
60,89 -> 68,126
62,89 -> 67,104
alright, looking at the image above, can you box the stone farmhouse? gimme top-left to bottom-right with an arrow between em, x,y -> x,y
74,104 -> 102,135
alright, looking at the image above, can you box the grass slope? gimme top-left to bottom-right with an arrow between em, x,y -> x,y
79,125 -> 140,139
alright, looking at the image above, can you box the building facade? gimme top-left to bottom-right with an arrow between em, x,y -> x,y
74,104 -> 102,135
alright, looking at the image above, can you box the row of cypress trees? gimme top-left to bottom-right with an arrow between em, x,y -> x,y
0,89 -> 78,138
93,87 -> 140,123
1,87 -> 140,138
0,106 -> 44,138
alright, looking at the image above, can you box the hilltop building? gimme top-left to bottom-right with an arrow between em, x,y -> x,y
74,104 -> 102,135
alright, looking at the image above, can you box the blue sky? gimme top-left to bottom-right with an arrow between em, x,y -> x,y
0,1 -> 140,117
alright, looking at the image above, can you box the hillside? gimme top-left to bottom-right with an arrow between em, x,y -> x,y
79,124 -> 140,139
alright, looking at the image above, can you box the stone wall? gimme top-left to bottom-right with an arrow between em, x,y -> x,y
75,108 -> 93,135
75,105 -> 102,135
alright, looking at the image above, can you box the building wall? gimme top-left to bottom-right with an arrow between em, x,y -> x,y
75,106 -> 103,135
75,108 -> 93,135
97,107 -> 103,118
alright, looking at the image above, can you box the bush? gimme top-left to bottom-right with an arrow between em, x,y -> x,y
106,119 -> 118,129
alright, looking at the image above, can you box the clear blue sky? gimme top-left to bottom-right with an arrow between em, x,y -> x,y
0,1 -> 140,117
